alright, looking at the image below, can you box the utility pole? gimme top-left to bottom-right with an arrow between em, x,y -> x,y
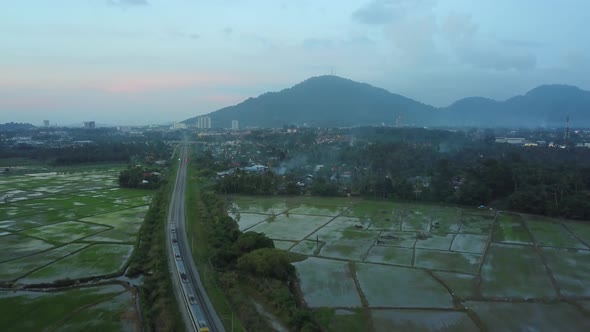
564,115 -> 570,145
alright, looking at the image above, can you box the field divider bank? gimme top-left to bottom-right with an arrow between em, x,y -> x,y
519,213 -> 562,298
348,262 -> 374,332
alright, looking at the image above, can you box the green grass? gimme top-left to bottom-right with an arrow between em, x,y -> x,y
541,247 -> 590,297
526,217 -> 587,249
371,309 -> 478,331
20,221 -> 109,244
80,206 -> 149,243
227,195 -> 289,214
21,244 -> 133,283
460,214 -> 494,234
566,222 -> 590,246
314,308 -> 368,331
54,291 -> 138,332
414,249 -> 481,274
415,234 -> 454,250
356,263 -> 454,308
0,234 -> 54,262
0,165 -> 155,330
287,204 -> 346,216
1,211 -> 78,230
185,166 -> 246,332
293,257 -> 361,307
290,239 -> 321,256
492,213 -> 532,244
365,246 -> 413,266
0,243 -> 88,282
0,284 -> 127,332
432,271 -> 477,299
248,214 -> 333,241
480,243 -> 555,298
465,301 -> 590,331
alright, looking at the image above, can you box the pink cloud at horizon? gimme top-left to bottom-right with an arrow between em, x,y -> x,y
100,72 -> 238,94
0,65 -> 284,95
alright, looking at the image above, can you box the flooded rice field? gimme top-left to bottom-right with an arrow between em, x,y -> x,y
227,195 -> 590,331
0,168 -> 151,331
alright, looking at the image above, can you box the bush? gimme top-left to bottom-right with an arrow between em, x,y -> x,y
237,248 -> 295,281
235,231 -> 275,253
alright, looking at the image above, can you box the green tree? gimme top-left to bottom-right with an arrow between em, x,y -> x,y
237,248 -> 295,281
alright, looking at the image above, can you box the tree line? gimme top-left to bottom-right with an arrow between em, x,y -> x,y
1,141 -> 171,165
191,153 -> 320,331
209,135 -> 590,221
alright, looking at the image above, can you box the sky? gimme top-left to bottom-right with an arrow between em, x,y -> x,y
1,0 -> 589,126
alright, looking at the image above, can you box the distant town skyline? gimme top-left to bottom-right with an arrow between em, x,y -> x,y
1,0 -> 589,125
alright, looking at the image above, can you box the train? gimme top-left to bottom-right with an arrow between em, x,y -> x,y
170,226 -> 210,332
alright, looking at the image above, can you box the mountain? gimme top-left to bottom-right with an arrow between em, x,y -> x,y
443,84 -> 590,127
185,76 -> 436,128
185,76 -> 590,128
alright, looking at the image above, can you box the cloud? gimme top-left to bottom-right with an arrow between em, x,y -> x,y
459,49 -> 536,71
382,13 -> 440,65
352,0 -> 435,25
302,38 -> 334,49
164,27 -> 200,40
175,32 -> 200,40
500,39 -> 543,48
441,13 -> 536,71
100,72 -> 243,94
440,13 -> 477,45
352,0 -> 396,25
563,49 -> 589,69
109,0 -> 149,6
301,36 -> 375,51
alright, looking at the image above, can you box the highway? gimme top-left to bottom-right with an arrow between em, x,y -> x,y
166,144 -> 225,332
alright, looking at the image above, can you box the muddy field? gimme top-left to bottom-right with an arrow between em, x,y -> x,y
228,196 -> 590,331
0,168 -> 151,331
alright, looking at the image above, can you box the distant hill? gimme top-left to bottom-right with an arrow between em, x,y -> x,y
185,76 -> 436,128
184,76 -> 590,128
442,84 -> 590,127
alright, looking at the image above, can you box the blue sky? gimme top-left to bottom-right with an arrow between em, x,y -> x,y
1,0 -> 588,125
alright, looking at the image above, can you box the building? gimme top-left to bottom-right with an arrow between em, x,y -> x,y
43,120 -> 50,127
494,137 -> 525,145
231,120 -> 239,130
196,116 -> 211,129
172,122 -> 187,130
84,121 -> 96,129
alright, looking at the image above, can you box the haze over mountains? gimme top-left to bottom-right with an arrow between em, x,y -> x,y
185,76 -> 590,128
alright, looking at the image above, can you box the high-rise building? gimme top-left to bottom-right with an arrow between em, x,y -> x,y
43,120 -> 50,127
172,122 -> 187,130
196,116 -> 211,129
231,120 -> 239,130
84,121 -> 96,129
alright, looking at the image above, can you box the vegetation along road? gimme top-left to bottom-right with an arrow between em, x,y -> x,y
167,143 -> 224,332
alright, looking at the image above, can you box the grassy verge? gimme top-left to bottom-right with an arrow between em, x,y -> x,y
126,156 -> 183,331
185,164 -> 247,332
185,146 -> 322,332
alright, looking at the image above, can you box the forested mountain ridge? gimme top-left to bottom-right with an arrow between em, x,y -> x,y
184,76 -> 590,128
443,84 -> 590,127
187,75 -> 435,128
